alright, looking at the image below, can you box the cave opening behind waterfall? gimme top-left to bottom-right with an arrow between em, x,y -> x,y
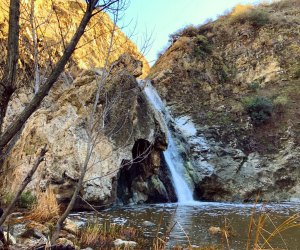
116,138 -> 177,205
116,139 -> 152,205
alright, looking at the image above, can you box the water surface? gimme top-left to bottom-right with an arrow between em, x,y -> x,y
71,202 -> 300,249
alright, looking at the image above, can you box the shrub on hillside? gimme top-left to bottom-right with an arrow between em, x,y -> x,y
248,9 -> 270,27
230,5 -> 270,27
248,81 -> 260,91
273,96 -> 288,114
194,35 -> 212,58
243,96 -> 273,125
0,190 -> 36,208
169,25 -> 198,42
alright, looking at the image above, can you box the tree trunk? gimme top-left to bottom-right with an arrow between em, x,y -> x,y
0,0 -> 20,134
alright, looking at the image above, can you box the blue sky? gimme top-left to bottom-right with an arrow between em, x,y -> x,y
117,0 -> 269,65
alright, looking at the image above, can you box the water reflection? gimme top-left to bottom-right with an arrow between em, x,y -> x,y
70,202 -> 300,249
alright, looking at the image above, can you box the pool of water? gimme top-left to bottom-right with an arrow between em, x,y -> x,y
70,202 -> 300,249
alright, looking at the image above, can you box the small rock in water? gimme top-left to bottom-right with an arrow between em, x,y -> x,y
208,226 -> 222,235
55,237 -> 76,249
142,220 -> 156,227
24,221 -> 50,236
20,227 -> 46,240
114,239 -> 137,247
63,218 -> 79,234
3,232 -> 16,245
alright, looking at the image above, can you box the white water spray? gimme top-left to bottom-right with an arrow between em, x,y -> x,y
141,80 -> 195,204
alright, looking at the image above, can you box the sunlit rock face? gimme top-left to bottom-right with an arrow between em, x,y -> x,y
149,1 -> 300,202
1,54 -> 166,209
0,0 -> 150,81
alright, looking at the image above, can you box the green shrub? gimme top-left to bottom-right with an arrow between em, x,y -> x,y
194,35 -> 212,58
243,96 -> 273,125
1,192 -> 14,206
17,190 -> 36,209
248,9 -> 270,27
248,81 -> 260,91
206,111 -> 214,119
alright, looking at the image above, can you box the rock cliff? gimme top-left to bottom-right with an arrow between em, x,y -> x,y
1,53 -> 173,208
149,0 -> 300,202
0,1 -> 169,208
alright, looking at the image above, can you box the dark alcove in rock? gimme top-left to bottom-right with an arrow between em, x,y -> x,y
116,137 -> 176,205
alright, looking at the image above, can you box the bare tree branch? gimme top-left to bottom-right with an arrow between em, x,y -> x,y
51,0 -> 67,50
29,0 -> 41,94
0,145 -> 47,226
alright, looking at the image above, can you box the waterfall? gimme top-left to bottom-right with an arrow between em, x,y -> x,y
140,80 -> 195,204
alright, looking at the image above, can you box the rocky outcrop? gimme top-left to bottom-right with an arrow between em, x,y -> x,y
149,1 -> 300,202
1,54 -> 167,208
117,136 -> 176,205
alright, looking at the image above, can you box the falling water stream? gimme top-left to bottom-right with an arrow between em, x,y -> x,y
141,80 -> 195,204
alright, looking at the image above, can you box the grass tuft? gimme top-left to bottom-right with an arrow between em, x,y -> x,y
79,220 -> 143,249
26,188 -> 60,223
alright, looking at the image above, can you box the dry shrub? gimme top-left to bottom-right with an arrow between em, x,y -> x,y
119,227 -> 139,240
27,188 -> 60,223
169,25 -> 199,42
80,221 -> 143,249
172,37 -> 192,52
246,207 -> 300,250
272,0 -> 300,10
229,4 -> 270,27
80,222 -> 101,247
230,4 -> 253,18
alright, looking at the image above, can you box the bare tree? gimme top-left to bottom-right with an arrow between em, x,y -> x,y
0,0 -> 121,166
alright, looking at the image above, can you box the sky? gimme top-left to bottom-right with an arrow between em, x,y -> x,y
116,0 -> 270,65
